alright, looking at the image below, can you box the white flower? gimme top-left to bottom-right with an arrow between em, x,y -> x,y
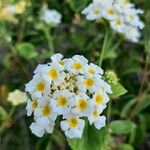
71,93 -> 93,116
51,90 -> 74,115
103,5 -> 118,21
124,26 -> 141,43
50,53 -> 66,71
97,79 -> 112,94
7,89 -> 27,106
25,74 -> 50,98
26,98 -> 42,116
77,75 -> 101,93
34,64 -> 65,85
60,115 -> 85,138
65,55 -> 88,75
30,121 -> 55,137
110,17 -> 125,33
88,108 -> 106,129
30,122 -> 45,137
42,9 -> 61,26
92,92 -> 109,109
34,97 -> 57,121
84,63 -> 103,76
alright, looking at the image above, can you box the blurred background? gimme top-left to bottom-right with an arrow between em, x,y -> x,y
0,0 -> 149,150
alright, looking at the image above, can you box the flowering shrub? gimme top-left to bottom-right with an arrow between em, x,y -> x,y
25,53 -> 111,138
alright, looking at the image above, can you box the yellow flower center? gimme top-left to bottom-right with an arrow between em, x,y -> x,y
68,117 -> 78,128
101,87 -> 105,92
36,82 -> 45,91
93,8 -> 100,15
93,110 -> 99,118
88,68 -> 95,74
32,100 -> 38,109
129,15 -> 134,20
83,78 -> 94,87
42,104 -> 51,117
108,9 -> 115,15
57,96 -> 68,107
77,99 -> 88,111
72,63 -> 82,70
59,60 -> 64,66
48,69 -> 58,79
115,19 -> 122,26
124,0 -> 129,4
95,94 -> 103,105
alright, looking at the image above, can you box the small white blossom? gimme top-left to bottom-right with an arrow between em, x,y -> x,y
60,115 -> 85,138
7,89 -> 27,106
41,8 -> 62,26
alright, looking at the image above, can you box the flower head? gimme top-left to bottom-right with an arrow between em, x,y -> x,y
25,53 -> 112,138
8,89 -> 27,106
82,0 -> 144,42
41,8 -> 62,26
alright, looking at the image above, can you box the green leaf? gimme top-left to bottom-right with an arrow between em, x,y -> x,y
0,106 -> 7,124
118,144 -> 134,150
67,0 -> 90,12
121,99 -> 136,118
68,123 -> 108,150
109,120 -> 136,134
16,42 -> 38,60
111,83 -> 127,98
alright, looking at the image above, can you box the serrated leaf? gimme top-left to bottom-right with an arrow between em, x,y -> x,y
68,123 -> 108,150
109,120 -> 136,134
111,83 -> 127,98
16,42 -> 38,60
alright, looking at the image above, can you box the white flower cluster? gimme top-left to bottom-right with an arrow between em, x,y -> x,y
25,53 -> 112,138
82,0 -> 144,42
0,1 -> 26,21
41,8 -> 62,26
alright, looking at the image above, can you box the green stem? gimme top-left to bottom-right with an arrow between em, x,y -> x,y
106,100 -> 111,124
128,56 -> 149,119
43,26 -> 54,55
99,30 -> 109,67
0,106 -> 16,134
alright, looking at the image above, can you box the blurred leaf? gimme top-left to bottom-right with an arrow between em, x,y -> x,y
0,85 -> 9,105
16,42 -> 38,60
68,123 -> 108,150
139,95 -> 150,111
67,0 -> 90,12
118,144 -> 134,150
109,120 -> 136,134
104,50 -> 117,59
121,99 -> 136,118
0,106 -> 7,122
111,83 -> 127,98
129,114 -> 146,148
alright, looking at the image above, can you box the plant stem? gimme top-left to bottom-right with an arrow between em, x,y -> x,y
43,26 -> 54,55
106,100 -> 111,124
128,56 -> 149,119
99,30 -> 109,67
0,106 -> 16,134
